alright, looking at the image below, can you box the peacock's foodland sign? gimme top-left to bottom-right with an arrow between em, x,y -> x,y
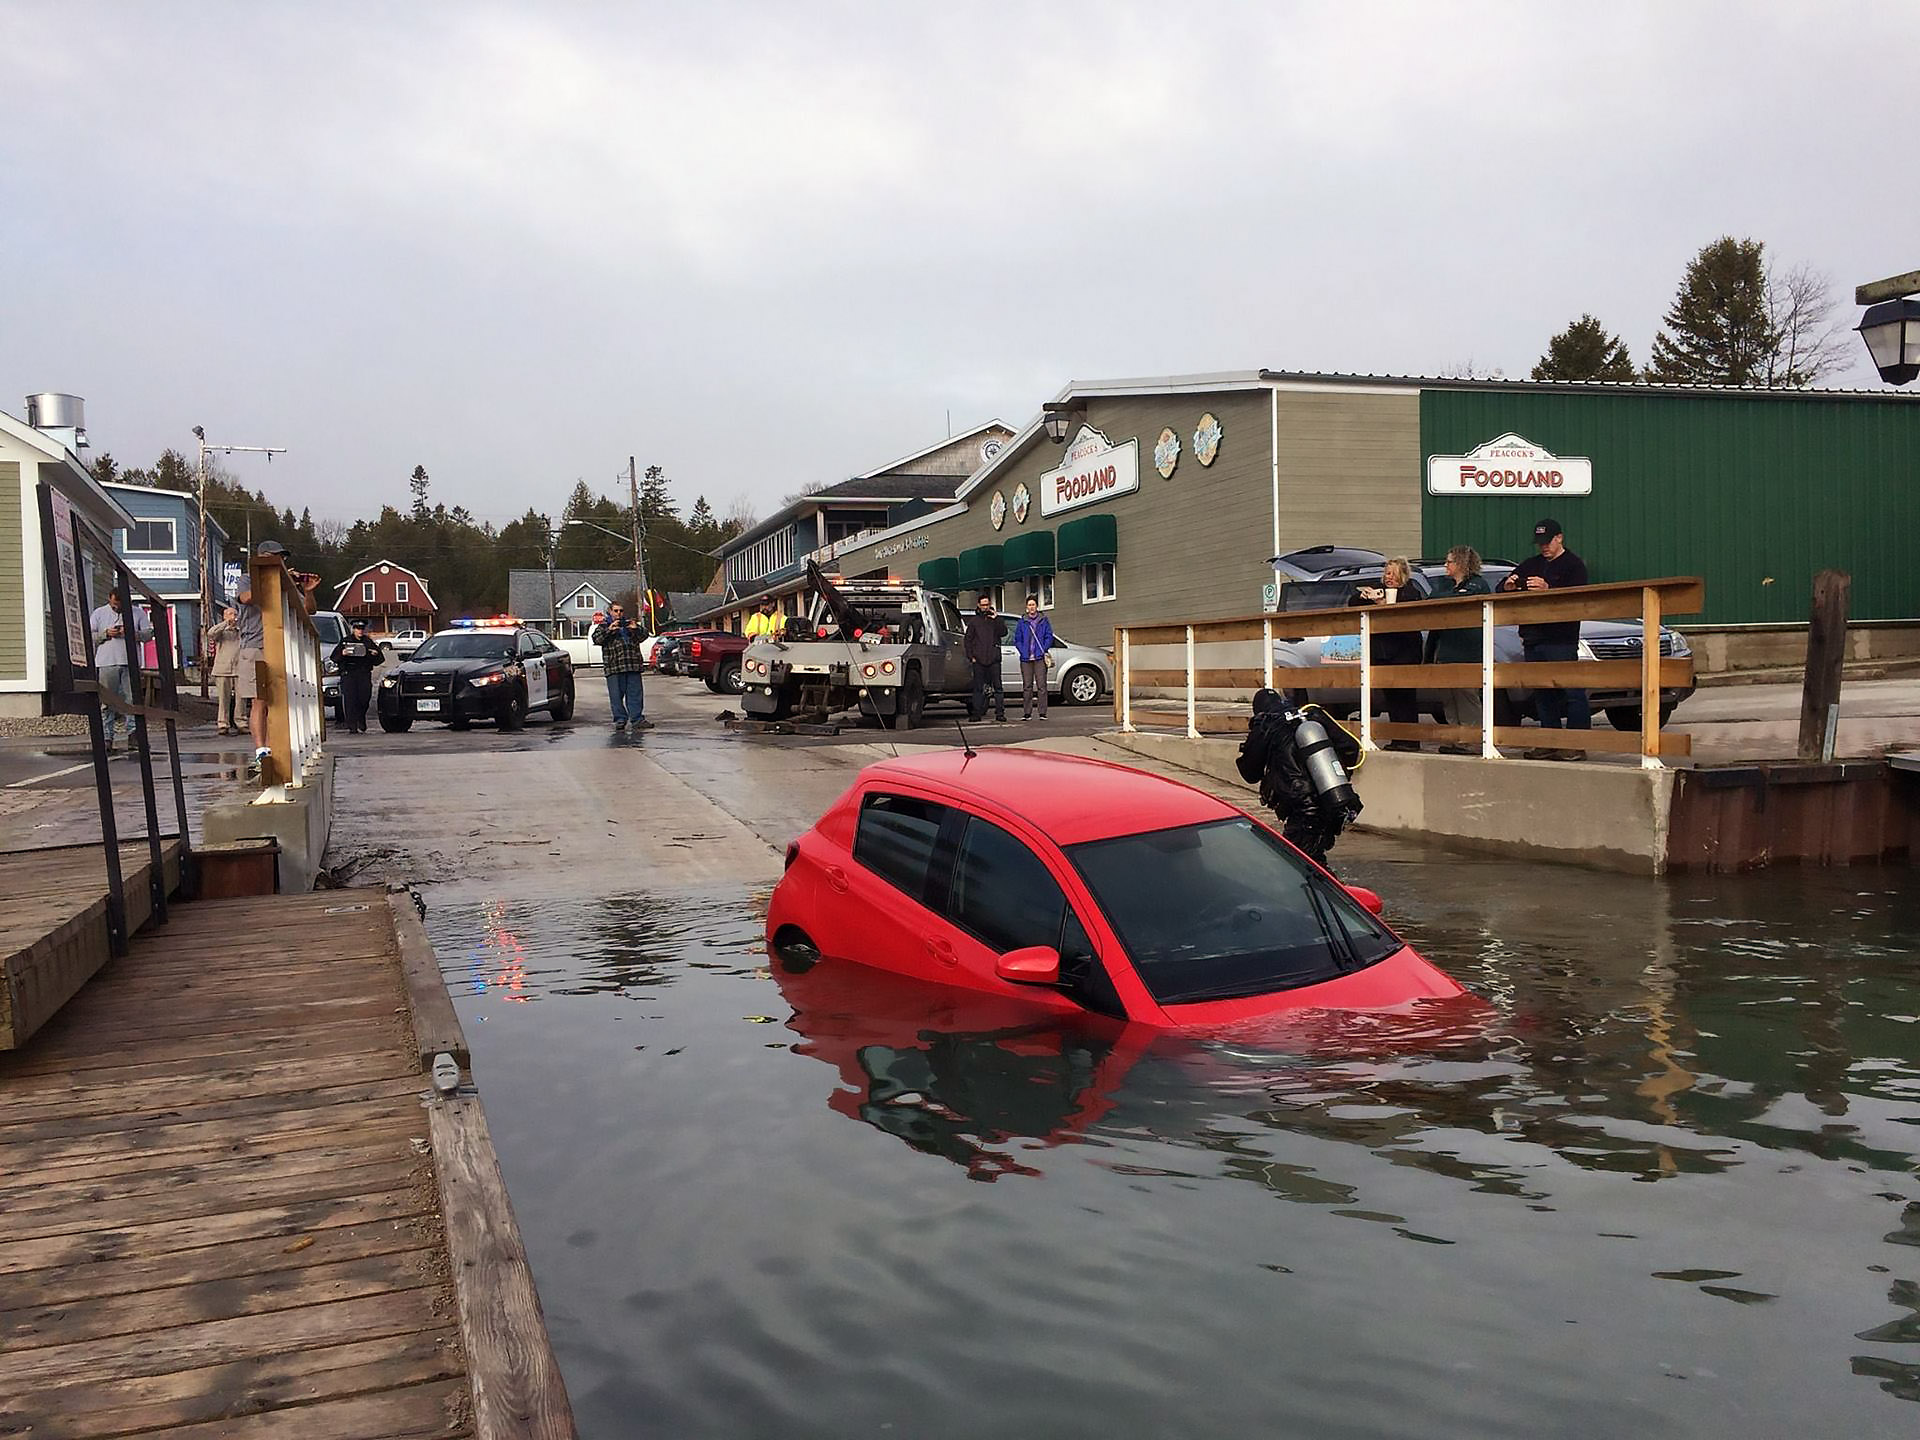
1039,426 -> 1141,517
1426,433 -> 1593,495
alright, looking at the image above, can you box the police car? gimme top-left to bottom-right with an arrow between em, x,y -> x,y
376,618 -> 576,732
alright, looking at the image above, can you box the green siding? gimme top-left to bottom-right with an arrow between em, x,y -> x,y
0,462 -> 23,680
1420,389 -> 1920,624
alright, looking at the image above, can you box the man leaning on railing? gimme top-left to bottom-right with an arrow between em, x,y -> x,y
239,543 -> 320,772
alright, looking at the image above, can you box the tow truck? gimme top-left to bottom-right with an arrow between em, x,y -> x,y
739,562 -> 973,728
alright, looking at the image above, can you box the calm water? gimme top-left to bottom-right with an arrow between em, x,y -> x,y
425,855 -> 1920,1439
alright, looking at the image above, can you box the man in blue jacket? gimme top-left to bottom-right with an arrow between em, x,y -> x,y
1012,596 -> 1054,720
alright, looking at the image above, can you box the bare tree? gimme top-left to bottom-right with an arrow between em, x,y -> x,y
722,495 -> 758,538
314,517 -> 350,549
1765,261 -> 1852,387
1436,357 -> 1506,380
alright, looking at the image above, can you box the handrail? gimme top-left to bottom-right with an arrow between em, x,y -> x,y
1114,576 -> 1704,767
253,557 -> 326,788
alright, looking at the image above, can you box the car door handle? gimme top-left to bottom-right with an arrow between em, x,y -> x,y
824,865 -> 849,893
924,935 -> 956,966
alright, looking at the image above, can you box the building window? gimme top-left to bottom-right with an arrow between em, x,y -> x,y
395,580 -> 409,603
1024,574 -> 1055,611
1081,562 -> 1117,604
571,618 -> 593,638
362,581 -> 376,603
124,519 -> 175,555
575,593 -> 595,610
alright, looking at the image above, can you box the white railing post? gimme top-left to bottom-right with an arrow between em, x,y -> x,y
1641,586 -> 1662,770
1120,629 -> 1133,733
1185,624 -> 1198,739
1358,611 -> 1374,750
1262,617 -> 1274,693
1481,599 -> 1499,759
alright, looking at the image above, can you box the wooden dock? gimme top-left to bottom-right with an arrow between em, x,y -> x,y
0,890 -> 575,1437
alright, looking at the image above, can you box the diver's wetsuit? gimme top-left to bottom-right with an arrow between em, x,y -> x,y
1235,690 -> 1363,872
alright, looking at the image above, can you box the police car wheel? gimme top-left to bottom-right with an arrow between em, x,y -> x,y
447,717 -> 472,731
379,715 -> 412,733
550,685 -> 574,721
498,689 -> 528,732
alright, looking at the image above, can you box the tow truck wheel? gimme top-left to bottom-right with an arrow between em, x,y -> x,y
379,715 -> 412,733
498,688 -> 528,732
898,671 -> 926,730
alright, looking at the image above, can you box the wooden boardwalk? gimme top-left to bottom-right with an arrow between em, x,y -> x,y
0,891 -> 574,1438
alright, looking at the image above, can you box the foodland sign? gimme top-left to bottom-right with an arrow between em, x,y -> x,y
1426,433 -> 1593,496
1038,426 -> 1140,517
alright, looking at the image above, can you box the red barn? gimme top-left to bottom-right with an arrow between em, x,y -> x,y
333,560 -> 437,635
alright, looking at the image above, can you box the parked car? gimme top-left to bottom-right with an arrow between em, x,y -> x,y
998,632 -> 1113,706
655,629 -> 729,676
313,610 -> 348,720
689,631 -> 750,694
390,628 -> 429,660
641,625 -> 701,669
767,749 -> 1466,1030
1268,547 -> 1694,730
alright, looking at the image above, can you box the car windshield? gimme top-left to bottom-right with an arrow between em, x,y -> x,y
311,615 -> 344,646
1067,817 -> 1401,1005
411,632 -> 513,660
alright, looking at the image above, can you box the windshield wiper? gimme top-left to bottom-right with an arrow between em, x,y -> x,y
1304,885 -> 1361,974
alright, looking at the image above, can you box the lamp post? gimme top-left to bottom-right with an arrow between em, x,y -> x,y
191,428 -> 286,695
1854,270 -> 1920,385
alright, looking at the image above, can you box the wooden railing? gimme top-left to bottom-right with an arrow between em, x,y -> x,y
1114,577 -> 1704,766
253,557 -> 326,788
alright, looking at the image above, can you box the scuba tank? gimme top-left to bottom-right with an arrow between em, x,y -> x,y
1288,709 -> 1361,816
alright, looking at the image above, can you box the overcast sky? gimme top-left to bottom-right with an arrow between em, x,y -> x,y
3,1 -> 1914,530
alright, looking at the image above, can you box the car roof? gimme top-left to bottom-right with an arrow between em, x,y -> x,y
858,749 -> 1235,846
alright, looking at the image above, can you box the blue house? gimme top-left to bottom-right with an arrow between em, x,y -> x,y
102,482 -> 232,668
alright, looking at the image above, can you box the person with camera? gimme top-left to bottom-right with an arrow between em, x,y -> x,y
592,602 -> 652,731
963,593 -> 1007,724
235,545 -> 320,770
88,589 -> 153,754
329,617 -> 382,733
208,604 -> 245,734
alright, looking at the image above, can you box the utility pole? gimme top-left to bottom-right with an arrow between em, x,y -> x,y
628,455 -> 651,627
192,428 -> 286,696
546,521 -> 559,635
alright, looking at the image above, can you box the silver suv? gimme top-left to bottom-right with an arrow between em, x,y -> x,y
1268,547 -> 1693,730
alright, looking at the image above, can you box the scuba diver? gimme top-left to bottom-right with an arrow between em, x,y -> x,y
1235,688 -> 1365,872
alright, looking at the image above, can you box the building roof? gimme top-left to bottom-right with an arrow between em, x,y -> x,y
0,410 -> 135,532
715,472 -> 966,559
504,568 -> 706,623
849,420 -> 1012,480
333,559 -> 439,610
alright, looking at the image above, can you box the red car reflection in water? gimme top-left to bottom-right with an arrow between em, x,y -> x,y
766,749 -> 1466,1035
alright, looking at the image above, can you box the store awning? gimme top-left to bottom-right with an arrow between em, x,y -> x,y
956,544 -> 1004,589
1002,529 -> 1056,578
1057,514 -> 1118,568
917,556 -> 960,594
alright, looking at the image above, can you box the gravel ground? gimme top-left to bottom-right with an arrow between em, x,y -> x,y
0,714 -> 88,738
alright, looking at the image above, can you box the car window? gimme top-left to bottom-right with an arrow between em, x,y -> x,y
854,793 -> 949,901
1068,817 -> 1400,1005
1281,580 -> 1357,612
412,632 -> 515,660
311,615 -> 345,646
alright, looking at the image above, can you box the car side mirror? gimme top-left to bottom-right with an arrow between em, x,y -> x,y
503,646 -> 517,661
1344,884 -> 1384,916
995,945 -> 1061,985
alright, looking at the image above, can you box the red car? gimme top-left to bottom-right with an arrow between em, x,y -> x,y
767,749 -> 1465,1032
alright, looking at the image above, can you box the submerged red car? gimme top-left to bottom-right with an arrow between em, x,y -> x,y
767,749 -> 1465,1031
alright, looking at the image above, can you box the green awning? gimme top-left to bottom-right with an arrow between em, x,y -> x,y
1002,529 -> 1056,578
955,544 -> 1004,589
1057,513 -> 1118,568
917,556 -> 960,593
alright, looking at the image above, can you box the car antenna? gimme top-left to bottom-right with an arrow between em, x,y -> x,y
954,718 -> 976,759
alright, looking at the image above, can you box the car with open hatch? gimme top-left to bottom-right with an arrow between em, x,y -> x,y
767,748 -> 1465,1031
376,618 -> 576,732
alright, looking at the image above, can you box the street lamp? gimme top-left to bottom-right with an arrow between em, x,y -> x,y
1041,401 -> 1081,444
564,517 -> 651,623
1856,298 -> 1920,386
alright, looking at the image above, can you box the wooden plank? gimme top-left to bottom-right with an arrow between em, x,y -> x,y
1,1249 -> 444,1352
1798,569 -> 1851,760
0,1329 -> 463,1440
8,1375 -> 473,1440
0,1053 -> 421,1126
1128,668 -> 1271,688
1487,725 -> 1691,756
0,1097 -> 424,1176
389,892 -> 470,1074
0,1073 -> 428,1149
429,1093 -> 577,1440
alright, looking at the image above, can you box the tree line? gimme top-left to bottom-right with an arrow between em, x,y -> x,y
1529,236 -> 1855,386
86,452 -> 751,621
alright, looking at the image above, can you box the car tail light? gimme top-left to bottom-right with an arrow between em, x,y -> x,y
783,840 -> 800,870
691,640 -> 703,657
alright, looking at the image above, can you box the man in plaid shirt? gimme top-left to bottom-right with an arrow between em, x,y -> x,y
591,603 -> 653,731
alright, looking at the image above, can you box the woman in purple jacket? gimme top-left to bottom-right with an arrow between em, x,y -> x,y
1013,597 -> 1055,720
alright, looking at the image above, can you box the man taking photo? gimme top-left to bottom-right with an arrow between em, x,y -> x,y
592,603 -> 652,732
1501,517 -> 1591,760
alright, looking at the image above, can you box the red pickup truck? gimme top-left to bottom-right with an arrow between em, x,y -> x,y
688,632 -> 749,694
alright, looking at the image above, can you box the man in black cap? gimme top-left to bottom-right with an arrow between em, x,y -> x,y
1501,517 -> 1590,759
329,618 -> 382,732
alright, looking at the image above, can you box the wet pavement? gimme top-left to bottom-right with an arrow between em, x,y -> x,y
319,676 -> 1920,1435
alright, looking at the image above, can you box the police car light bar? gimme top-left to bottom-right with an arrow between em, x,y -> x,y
450,616 -> 524,628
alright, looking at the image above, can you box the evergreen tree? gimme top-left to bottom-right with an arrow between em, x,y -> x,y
1532,314 -> 1635,381
688,495 -> 715,531
89,452 -> 120,484
409,465 -> 431,520
1646,237 -> 1778,385
640,463 -> 678,521
152,450 -> 195,490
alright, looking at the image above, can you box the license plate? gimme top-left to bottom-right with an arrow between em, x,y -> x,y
416,698 -> 441,713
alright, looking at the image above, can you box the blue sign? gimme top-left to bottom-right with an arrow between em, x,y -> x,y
222,562 -> 244,600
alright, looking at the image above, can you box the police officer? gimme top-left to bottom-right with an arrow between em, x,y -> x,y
330,618 -> 382,732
